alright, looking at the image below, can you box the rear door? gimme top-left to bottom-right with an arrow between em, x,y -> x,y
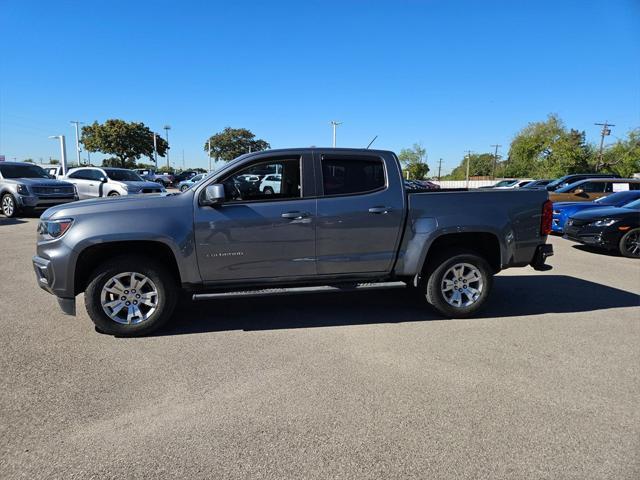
314,152 -> 405,275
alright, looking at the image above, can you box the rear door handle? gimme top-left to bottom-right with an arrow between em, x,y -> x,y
368,206 -> 391,214
281,211 -> 310,220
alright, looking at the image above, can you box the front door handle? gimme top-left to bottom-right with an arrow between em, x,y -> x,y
281,211 -> 310,220
368,206 -> 391,214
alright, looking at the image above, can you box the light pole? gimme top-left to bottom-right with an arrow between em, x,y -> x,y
70,121 -> 84,166
464,150 -> 473,189
330,121 -> 342,148
153,133 -> 158,167
163,125 -> 171,170
49,135 -> 68,176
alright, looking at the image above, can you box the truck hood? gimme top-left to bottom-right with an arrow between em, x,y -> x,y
6,177 -> 74,187
570,206 -> 638,221
42,191 -> 182,220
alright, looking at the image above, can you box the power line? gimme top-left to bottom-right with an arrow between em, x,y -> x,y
594,121 -> 615,171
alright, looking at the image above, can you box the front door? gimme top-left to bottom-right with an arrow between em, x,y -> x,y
315,152 -> 405,275
194,154 -> 317,283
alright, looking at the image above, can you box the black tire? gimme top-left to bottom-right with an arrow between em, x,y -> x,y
263,187 -> 274,195
107,191 -> 120,197
423,249 -> 493,318
155,179 -> 166,187
619,228 -> 640,258
180,185 -> 189,192
1,193 -> 19,218
84,256 -> 177,336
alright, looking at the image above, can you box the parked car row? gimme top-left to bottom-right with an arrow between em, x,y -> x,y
562,197 -> 640,258
0,162 -> 168,218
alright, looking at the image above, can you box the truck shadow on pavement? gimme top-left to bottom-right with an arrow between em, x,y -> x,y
156,275 -> 640,336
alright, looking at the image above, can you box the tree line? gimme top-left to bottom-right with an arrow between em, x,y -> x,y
77,120 -> 269,170
443,114 -> 639,180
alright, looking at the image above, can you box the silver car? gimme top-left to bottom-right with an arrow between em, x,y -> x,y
63,167 -> 166,199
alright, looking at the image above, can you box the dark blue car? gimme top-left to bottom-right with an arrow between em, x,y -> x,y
552,190 -> 640,233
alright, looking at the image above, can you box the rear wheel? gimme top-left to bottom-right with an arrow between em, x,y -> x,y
263,187 -> 274,195
423,249 -> 493,318
84,256 -> 177,336
107,191 -> 120,197
619,228 -> 640,258
1,193 -> 18,218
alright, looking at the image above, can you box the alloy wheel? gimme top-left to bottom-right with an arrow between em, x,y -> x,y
440,262 -> 484,308
2,196 -> 15,217
100,272 -> 159,324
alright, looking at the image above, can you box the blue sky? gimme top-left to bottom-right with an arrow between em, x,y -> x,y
1,0 -> 638,173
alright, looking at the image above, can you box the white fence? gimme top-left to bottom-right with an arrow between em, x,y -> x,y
432,179 -> 500,189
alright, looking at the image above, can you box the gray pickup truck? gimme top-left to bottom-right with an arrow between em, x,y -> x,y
33,148 -> 553,336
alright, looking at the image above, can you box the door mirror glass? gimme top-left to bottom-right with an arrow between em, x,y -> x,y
202,184 -> 225,206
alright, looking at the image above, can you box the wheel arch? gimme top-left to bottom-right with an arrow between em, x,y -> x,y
421,232 -> 502,276
74,240 -> 181,295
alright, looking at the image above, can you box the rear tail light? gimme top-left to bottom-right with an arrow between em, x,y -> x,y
541,200 -> 553,235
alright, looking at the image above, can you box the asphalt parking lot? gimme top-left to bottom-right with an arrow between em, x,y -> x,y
1,217 -> 639,479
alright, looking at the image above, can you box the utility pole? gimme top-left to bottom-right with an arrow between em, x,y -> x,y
464,150 -> 473,189
163,125 -> 171,170
70,121 -> 83,166
490,144 -> 501,180
594,121 -> 614,171
153,133 -> 158,167
437,158 -> 443,181
330,121 -> 342,148
49,135 -> 68,176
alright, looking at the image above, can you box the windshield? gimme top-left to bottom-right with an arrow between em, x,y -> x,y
623,199 -> 640,210
594,191 -> 640,206
0,164 -> 50,179
104,169 -> 144,181
494,180 -> 516,187
546,176 -> 571,189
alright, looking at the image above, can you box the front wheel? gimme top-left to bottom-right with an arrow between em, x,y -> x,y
424,250 -> 493,318
84,256 -> 177,336
619,228 -> 640,258
107,191 -> 120,197
180,185 -> 190,192
1,193 -> 18,218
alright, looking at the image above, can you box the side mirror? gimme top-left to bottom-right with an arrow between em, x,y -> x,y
574,188 -> 586,196
100,176 -> 108,183
202,184 -> 225,206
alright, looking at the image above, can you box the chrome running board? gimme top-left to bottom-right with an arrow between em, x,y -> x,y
192,281 -> 406,301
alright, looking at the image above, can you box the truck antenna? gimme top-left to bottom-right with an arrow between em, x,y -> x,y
366,135 -> 378,149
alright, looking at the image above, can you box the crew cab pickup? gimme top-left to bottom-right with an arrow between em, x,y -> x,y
33,148 -> 553,336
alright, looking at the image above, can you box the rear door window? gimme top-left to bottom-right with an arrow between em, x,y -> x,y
321,157 -> 385,196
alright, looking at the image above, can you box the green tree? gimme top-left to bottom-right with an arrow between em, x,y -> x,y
506,114 -> 593,178
204,127 -> 270,162
398,143 -> 429,179
24,158 -> 34,163
600,129 -> 640,177
81,119 -> 169,169
446,153 -> 496,180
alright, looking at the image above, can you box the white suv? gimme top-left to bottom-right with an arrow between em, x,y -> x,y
259,174 -> 282,194
64,167 -> 166,199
